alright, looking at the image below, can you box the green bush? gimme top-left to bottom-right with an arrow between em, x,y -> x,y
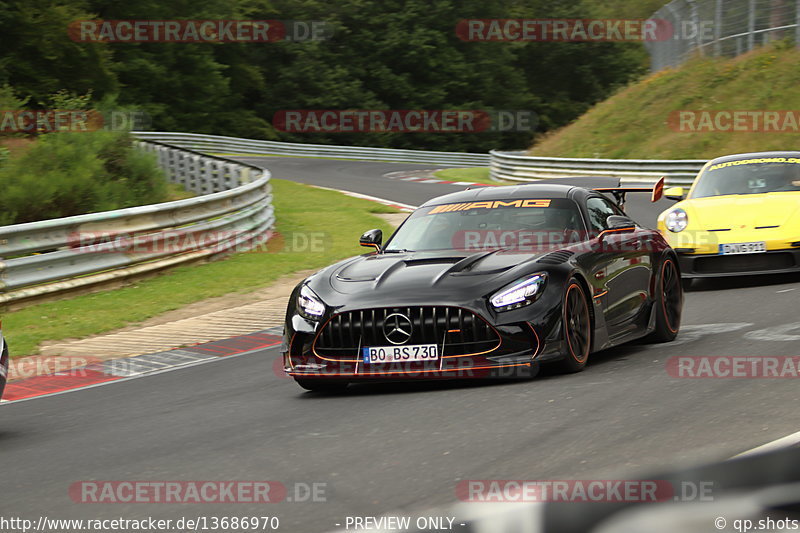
0,131 -> 168,225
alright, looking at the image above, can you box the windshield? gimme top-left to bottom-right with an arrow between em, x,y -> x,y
692,158 -> 800,198
384,197 -> 585,252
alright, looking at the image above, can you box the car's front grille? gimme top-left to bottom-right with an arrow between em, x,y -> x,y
694,252 -> 796,274
314,306 -> 500,360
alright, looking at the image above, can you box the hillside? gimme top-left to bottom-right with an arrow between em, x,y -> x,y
529,42 -> 800,159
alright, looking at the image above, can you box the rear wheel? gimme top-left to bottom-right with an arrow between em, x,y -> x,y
0,344 -> 7,400
646,257 -> 683,343
558,279 -> 591,373
294,379 -> 349,393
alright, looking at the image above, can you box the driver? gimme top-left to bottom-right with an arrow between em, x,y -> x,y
548,207 -> 582,245
775,163 -> 800,191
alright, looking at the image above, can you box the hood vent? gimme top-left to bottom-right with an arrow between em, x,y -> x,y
537,250 -> 575,265
403,257 -> 462,266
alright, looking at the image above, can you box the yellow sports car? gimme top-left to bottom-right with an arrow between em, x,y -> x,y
657,151 -> 800,284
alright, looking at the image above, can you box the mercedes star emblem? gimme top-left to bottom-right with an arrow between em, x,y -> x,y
383,313 -> 413,345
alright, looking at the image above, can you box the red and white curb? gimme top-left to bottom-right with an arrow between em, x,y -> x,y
0,328 -> 283,404
383,169 -> 498,188
396,176 -> 495,187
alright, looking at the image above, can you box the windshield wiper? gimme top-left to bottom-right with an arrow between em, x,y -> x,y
383,248 -> 415,253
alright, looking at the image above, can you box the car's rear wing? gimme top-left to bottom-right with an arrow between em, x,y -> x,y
594,176 -> 665,207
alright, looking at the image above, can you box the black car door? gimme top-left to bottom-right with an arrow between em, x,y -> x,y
583,194 -> 651,339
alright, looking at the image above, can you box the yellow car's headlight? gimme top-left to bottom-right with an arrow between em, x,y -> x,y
665,208 -> 688,233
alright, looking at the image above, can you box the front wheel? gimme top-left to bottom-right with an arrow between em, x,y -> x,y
294,379 -> 349,393
646,257 -> 683,343
558,279 -> 592,373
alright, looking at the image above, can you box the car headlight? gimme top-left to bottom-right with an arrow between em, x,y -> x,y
297,285 -> 325,319
490,273 -> 547,311
665,208 -> 688,233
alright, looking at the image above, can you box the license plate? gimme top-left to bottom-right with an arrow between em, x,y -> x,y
362,344 -> 439,364
719,241 -> 767,255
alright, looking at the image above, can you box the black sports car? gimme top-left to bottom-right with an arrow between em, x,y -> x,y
283,182 -> 683,391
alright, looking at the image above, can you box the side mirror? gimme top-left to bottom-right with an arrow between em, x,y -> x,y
605,215 -> 636,233
664,186 -> 685,201
651,176 -> 665,202
359,229 -> 382,250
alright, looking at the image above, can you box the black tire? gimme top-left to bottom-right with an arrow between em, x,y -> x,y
558,279 -> 592,373
645,257 -> 683,343
294,379 -> 349,393
0,344 -> 7,401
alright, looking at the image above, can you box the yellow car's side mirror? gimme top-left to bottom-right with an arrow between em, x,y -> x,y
664,187 -> 685,201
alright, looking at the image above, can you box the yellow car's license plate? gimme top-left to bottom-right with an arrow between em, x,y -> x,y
719,241 -> 767,255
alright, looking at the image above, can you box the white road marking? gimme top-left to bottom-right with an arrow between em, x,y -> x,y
309,185 -> 417,211
744,322 -> 800,342
644,323 -> 754,348
734,429 -> 800,458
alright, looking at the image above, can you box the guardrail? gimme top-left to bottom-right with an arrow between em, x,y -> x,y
490,150 -> 707,187
132,131 -> 491,167
0,142 -> 274,305
136,131 -> 708,187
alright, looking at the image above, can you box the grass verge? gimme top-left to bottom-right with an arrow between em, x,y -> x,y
4,179 -> 398,357
529,42 -> 800,159
433,167 -> 499,184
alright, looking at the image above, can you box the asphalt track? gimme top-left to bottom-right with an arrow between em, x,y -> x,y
2,157 -> 800,533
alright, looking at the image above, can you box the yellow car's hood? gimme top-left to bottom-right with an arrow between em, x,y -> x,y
658,191 -> 800,253
683,192 -> 800,230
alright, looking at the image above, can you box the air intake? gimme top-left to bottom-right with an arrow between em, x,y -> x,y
537,250 -> 575,265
